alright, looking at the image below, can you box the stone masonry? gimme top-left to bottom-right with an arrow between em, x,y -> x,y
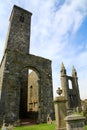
65,114 -> 85,130
0,5 -> 54,125
28,71 -> 39,112
60,63 -> 81,109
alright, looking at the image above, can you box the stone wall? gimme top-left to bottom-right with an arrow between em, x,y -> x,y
0,5 -> 54,124
0,50 -> 54,124
4,5 -> 32,54
60,63 -> 81,109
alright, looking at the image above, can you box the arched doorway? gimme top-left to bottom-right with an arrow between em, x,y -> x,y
19,67 -> 40,122
28,70 -> 39,120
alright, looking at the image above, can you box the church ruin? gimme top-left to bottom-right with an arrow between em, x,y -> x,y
60,63 -> 81,109
0,5 -> 54,125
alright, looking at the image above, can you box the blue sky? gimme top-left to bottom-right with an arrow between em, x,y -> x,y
0,0 -> 87,99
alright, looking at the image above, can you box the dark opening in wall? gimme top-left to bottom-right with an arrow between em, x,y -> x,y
20,14 -> 24,22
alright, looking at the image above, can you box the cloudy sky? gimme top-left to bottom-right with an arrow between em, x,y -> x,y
0,0 -> 87,99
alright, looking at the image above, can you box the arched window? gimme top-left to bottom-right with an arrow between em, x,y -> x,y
20,14 -> 24,22
68,80 -> 72,89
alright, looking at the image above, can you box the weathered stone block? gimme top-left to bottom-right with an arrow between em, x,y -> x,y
65,114 -> 85,130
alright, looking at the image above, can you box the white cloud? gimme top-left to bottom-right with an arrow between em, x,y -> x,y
53,0 -> 87,36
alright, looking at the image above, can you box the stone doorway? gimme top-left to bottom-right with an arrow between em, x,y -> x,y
19,67 -> 40,122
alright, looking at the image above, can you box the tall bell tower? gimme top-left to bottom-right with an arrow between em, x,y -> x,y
4,5 -> 32,53
0,5 -> 32,124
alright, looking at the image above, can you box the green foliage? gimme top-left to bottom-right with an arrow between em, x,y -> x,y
74,111 -> 83,116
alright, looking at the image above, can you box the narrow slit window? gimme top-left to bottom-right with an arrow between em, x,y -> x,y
20,15 -> 24,22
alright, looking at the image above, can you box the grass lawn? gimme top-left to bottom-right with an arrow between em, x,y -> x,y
0,123 -> 55,130
85,126 -> 87,130
14,124 -> 87,130
0,124 -> 87,130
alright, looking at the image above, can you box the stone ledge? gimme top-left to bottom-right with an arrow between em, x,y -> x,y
65,114 -> 85,121
54,96 -> 67,103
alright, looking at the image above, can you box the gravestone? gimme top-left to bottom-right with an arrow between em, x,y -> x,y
47,114 -> 52,124
54,96 -> 67,130
65,114 -> 85,130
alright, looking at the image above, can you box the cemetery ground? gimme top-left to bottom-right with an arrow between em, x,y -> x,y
0,123 -> 55,130
0,123 -> 87,130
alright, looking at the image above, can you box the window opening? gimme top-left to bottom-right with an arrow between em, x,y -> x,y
68,80 -> 72,89
20,14 -> 24,22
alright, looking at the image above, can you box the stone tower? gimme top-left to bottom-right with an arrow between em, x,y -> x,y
60,63 -> 81,109
4,5 -> 31,53
0,5 -> 54,125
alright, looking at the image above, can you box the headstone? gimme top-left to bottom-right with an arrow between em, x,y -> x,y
54,96 -> 67,130
1,123 -> 8,130
47,114 -> 52,124
65,114 -> 85,130
8,124 -> 14,130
